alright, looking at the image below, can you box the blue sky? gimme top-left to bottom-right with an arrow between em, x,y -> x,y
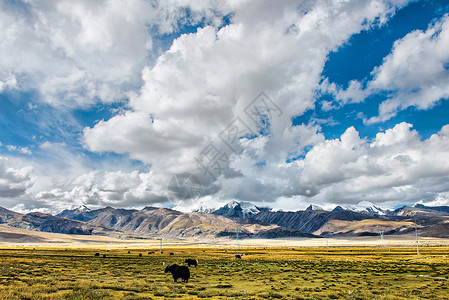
1,0 -> 449,213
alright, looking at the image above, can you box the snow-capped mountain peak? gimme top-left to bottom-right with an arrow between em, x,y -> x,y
347,201 -> 385,215
306,204 -> 324,211
227,200 -> 241,209
212,201 -> 262,218
193,205 -> 214,213
75,205 -> 91,213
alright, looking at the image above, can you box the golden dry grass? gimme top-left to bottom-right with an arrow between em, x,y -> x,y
0,245 -> 448,299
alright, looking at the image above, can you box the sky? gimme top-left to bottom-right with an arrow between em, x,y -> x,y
1,0 -> 449,214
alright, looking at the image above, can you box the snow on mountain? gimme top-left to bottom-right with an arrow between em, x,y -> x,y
193,205 -> 214,213
346,201 -> 386,215
212,200 -> 263,218
239,201 -> 261,215
306,204 -> 324,211
75,205 -> 91,213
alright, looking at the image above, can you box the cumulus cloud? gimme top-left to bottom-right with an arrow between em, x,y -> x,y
6,145 -> 32,155
323,14 -> 449,124
0,156 -> 34,198
0,70 -> 16,93
178,121 -> 449,210
0,0 -> 231,106
416,192 -> 449,207
286,122 -> 449,206
367,14 -> 449,123
35,170 -> 168,210
84,0 -> 404,176
319,79 -> 369,109
167,120 -> 449,210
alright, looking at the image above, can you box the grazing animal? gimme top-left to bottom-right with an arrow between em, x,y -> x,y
169,252 -> 174,255
94,253 -> 100,257
185,259 -> 198,267
139,253 -> 142,257
128,251 -> 131,254
164,264 -> 190,283
102,254 -> 106,258
235,254 -> 242,259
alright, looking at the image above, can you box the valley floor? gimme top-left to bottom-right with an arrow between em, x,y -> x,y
1,224 -> 449,249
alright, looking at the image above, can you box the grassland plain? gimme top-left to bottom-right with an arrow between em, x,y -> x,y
0,246 -> 448,299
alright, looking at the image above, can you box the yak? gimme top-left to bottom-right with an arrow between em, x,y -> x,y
185,258 -> 198,267
235,254 -> 242,259
164,264 -> 190,283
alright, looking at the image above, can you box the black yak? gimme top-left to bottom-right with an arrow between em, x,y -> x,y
94,253 -> 100,257
235,254 -> 242,259
164,264 -> 190,283
139,253 -> 142,257
102,254 -> 106,258
185,258 -> 198,267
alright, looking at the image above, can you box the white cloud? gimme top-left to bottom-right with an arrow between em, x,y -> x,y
0,70 -> 16,93
319,78 -> 369,108
10,203 -> 54,215
193,121 -> 449,209
284,122 -> 449,206
84,0 -> 404,176
35,169 -> 168,210
172,121 -> 449,210
367,14 -> 449,123
0,156 -> 34,198
6,145 -> 32,155
0,0 -> 231,106
324,14 -> 449,124
416,192 -> 449,207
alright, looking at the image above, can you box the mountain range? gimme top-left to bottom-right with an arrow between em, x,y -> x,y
0,201 -> 448,240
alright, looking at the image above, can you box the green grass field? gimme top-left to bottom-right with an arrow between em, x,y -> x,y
0,246 -> 448,299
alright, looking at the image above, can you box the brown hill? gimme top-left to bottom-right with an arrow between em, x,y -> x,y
0,207 -> 123,236
314,219 -> 414,237
0,206 -> 23,222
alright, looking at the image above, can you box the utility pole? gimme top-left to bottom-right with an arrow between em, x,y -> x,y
157,238 -> 162,254
326,239 -> 328,253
